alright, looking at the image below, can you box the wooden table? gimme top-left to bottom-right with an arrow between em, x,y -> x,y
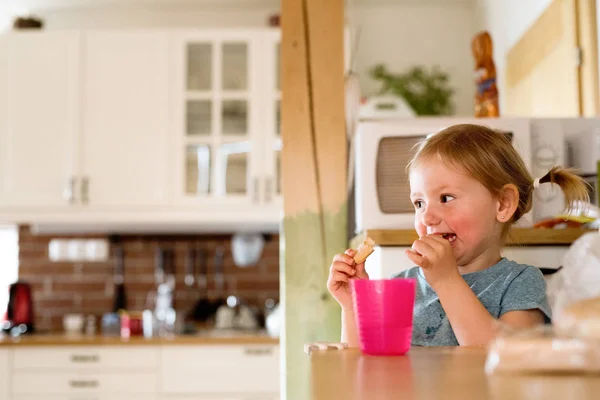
309,347 -> 600,399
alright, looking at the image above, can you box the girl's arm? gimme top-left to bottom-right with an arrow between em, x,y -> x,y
341,308 -> 360,347
436,277 -> 545,345
433,277 -> 497,346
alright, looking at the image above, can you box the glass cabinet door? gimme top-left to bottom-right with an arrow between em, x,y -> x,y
177,32 -> 259,205
263,32 -> 282,205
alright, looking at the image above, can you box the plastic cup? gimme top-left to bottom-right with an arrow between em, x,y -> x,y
351,278 -> 416,356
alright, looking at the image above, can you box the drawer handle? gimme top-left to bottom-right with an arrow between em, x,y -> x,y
244,347 -> 273,356
69,380 -> 99,389
68,398 -> 99,400
70,354 -> 100,363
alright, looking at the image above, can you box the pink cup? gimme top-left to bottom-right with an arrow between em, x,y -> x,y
351,278 -> 416,356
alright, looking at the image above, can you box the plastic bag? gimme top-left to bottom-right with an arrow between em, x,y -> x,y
485,325 -> 600,375
486,230 -> 600,375
549,231 -> 600,339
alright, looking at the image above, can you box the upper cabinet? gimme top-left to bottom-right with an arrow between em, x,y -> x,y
172,30 -> 265,209
81,31 -> 170,207
0,32 -> 81,208
260,30 -> 282,208
0,28 -> 317,232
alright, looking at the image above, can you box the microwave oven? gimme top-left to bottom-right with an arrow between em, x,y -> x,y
352,117 -> 600,233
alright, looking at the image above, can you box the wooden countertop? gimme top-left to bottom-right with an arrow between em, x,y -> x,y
310,347 -> 600,400
0,331 -> 279,346
351,228 -> 595,248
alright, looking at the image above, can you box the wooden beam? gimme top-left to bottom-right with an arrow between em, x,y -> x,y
576,0 -> 600,115
281,0 -> 346,399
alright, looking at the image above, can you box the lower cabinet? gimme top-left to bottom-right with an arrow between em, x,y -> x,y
4,344 -> 280,400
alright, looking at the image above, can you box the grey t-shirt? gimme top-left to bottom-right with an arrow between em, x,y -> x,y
393,258 -> 552,346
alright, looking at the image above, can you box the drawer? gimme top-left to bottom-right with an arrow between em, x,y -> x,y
15,396 -> 156,400
160,345 -> 279,394
12,371 -> 157,394
13,346 -> 158,370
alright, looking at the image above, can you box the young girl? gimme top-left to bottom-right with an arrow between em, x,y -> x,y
327,123 -> 590,347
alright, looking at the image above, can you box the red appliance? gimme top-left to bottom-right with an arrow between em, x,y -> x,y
5,281 -> 34,334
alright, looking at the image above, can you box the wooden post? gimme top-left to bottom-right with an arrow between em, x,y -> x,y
280,0 -> 347,398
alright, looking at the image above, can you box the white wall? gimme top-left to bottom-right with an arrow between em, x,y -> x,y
348,4 -> 475,116
473,0 -> 553,113
20,1 -> 476,116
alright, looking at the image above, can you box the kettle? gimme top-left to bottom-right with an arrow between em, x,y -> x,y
4,281 -> 34,334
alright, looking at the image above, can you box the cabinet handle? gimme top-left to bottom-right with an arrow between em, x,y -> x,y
81,176 -> 90,204
253,177 -> 260,203
69,379 -> 99,389
70,354 -> 100,363
265,177 -> 273,203
244,347 -> 273,356
63,176 -> 77,204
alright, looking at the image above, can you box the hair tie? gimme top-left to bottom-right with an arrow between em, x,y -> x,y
533,178 -> 541,189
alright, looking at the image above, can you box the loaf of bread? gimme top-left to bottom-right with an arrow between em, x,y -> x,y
353,237 -> 375,264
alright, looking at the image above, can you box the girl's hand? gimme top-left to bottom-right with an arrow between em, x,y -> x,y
405,234 -> 460,289
327,249 -> 370,310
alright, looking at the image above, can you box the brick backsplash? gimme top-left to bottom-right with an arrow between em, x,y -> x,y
17,226 -> 280,332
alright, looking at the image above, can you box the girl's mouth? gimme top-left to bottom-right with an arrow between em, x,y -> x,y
441,233 -> 457,243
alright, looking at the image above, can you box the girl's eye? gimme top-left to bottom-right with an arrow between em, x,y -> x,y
441,195 -> 455,203
413,200 -> 424,209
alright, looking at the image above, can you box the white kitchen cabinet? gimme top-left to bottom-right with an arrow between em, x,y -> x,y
15,396 -> 155,400
12,371 -> 157,395
158,397 -> 277,400
6,343 -> 279,400
160,344 -> 279,396
80,31 -> 170,207
171,30 -> 269,211
12,346 -> 158,369
0,349 -> 10,400
0,32 -> 81,208
12,346 -> 159,399
0,27 -> 350,231
260,30 -> 282,209
0,31 -> 170,210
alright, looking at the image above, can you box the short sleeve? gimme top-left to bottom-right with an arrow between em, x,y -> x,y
500,266 -> 552,323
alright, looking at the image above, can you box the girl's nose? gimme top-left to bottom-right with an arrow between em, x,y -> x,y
422,205 -> 442,226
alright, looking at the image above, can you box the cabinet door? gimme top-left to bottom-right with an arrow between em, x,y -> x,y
0,32 -> 80,208
172,30 -> 263,209
261,30 -> 282,208
81,31 -> 170,207
0,349 -> 9,400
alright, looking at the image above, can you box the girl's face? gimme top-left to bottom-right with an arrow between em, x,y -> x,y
409,157 -> 501,266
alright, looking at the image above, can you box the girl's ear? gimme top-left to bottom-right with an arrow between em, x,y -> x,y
496,184 -> 519,223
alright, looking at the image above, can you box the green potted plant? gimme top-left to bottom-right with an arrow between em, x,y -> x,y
370,64 -> 455,116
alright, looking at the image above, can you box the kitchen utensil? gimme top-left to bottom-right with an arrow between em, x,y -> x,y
63,313 -> 84,335
231,233 -> 264,267
210,247 -> 227,316
184,246 -> 196,289
101,312 -> 120,336
112,244 -> 127,312
154,248 -> 176,337
191,247 -> 213,323
351,278 -> 416,356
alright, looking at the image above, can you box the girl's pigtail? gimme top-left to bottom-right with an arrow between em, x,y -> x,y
537,166 -> 590,212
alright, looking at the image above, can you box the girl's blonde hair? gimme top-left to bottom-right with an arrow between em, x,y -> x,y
408,124 -> 590,230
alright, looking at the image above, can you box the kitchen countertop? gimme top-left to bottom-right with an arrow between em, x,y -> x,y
0,330 -> 279,346
351,228 -> 595,248
310,347 -> 600,400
